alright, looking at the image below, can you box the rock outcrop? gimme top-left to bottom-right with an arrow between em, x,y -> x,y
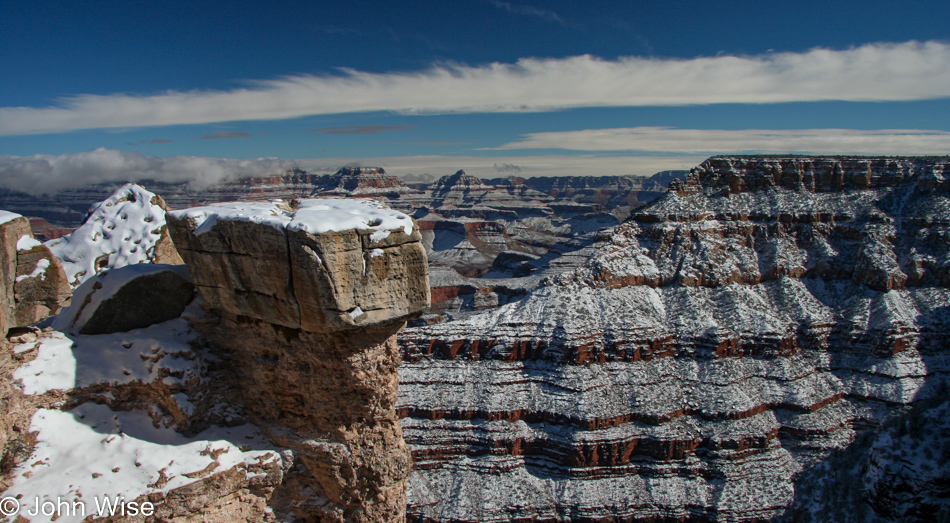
45,183 -> 183,288
397,156 -> 950,521
167,198 -> 429,522
53,264 -> 195,335
0,211 -> 71,335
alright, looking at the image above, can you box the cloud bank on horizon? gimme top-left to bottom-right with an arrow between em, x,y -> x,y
2,41 -> 950,136
0,148 -> 298,195
0,148 -> 707,195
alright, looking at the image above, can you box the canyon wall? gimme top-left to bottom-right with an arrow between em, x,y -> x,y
397,156 -> 950,521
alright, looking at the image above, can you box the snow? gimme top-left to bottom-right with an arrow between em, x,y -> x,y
17,235 -> 42,250
16,258 -> 50,282
370,230 -> 392,242
4,298 -> 284,522
2,405 -> 282,523
13,332 -> 76,394
13,342 -> 37,354
16,293 -> 201,396
0,210 -> 22,225
52,263 -> 191,335
45,184 -> 168,288
168,198 -> 414,237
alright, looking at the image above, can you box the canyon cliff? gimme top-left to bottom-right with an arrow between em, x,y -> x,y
4,157 -> 947,521
397,156 -> 950,521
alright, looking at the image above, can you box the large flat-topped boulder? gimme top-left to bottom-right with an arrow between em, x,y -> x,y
166,198 -> 430,332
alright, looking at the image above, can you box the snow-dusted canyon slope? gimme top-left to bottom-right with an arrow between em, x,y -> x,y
398,156 -> 950,521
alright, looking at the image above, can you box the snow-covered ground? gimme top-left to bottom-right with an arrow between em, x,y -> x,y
4,302 -> 285,523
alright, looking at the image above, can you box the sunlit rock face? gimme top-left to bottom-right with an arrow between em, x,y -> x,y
0,211 -> 71,335
397,156 -> 950,521
167,198 -> 430,522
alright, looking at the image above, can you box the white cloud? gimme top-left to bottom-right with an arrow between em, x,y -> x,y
0,149 -> 702,195
0,148 -> 297,195
491,127 -> 950,155
2,41 -> 950,135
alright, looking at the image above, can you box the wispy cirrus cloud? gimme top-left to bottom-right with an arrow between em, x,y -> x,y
302,124 -> 415,134
0,148 -> 297,195
487,0 -> 564,24
491,127 -> 950,155
3,41 -> 950,136
194,130 -> 253,140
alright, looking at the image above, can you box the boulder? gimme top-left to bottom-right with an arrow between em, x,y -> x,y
53,264 -> 194,335
13,236 -> 71,327
166,199 -> 429,332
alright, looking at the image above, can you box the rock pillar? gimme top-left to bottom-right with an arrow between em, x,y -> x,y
166,199 -> 429,522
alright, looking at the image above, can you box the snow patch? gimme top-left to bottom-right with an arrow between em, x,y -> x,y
13,333 -> 76,394
0,210 -> 22,225
169,198 -> 414,237
370,230 -> 391,242
16,258 -> 50,282
17,235 -> 42,251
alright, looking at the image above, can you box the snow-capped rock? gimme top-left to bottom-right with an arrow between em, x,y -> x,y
45,184 -> 182,288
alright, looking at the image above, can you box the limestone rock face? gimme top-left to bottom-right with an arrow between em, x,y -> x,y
167,199 -> 429,333
167,198 -> 429,522
0,212 -> 26,335
0,211 -> 71,335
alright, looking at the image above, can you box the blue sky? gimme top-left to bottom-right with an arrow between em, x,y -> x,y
2,0 -> 950,192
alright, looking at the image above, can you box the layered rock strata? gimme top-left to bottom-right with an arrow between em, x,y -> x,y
167,198 -> 429,522
397,156 -> 950,521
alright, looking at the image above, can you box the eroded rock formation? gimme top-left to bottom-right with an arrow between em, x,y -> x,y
397,156 -> 950,521
0,211 -> 71,336
167,198 -> 429,522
